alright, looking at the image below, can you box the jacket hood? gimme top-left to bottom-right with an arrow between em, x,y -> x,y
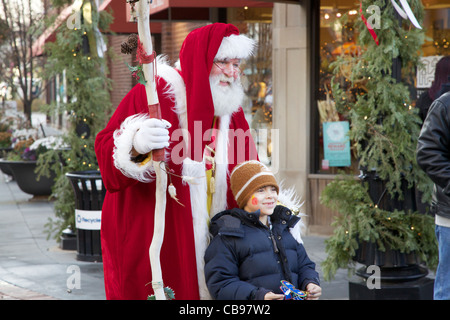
209,205 -> 300,237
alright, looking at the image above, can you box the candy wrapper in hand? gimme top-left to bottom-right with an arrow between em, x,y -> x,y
280,280 -> 308,300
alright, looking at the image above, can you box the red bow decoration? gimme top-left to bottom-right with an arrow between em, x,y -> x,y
137,38 -> 156,65
360,1 -> 379,46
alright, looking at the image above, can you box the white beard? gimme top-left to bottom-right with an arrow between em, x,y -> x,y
210,74 -> 244,117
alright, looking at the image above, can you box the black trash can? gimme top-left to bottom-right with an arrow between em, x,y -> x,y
66,170 -> 105,262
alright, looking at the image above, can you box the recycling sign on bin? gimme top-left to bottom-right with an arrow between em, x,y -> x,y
75,209 -> 101,230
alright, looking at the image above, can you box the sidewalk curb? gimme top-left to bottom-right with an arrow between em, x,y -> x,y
0,280 -> 58,300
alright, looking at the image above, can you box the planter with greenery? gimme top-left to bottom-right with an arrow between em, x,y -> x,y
37,0 -> 113,243
1,160 -> 55,196
1,136 -> 63,197
319,0 -> 437,298
0,119 -> 13,176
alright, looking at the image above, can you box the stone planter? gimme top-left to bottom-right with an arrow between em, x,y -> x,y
354,240 -> 427,281
0,158 -> 14,177
0,147 -> 12,158
0,159 -> 56,197
348,170 -> 434,300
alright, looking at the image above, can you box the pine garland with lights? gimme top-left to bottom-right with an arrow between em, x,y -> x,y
321,175 -> 437,281
36,0 -> 113,240
320,0 -> 437,281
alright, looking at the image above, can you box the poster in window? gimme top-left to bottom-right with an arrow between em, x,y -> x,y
323,121 -> 351,167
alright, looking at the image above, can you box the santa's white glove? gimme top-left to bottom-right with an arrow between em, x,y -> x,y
132,118 -> 171,155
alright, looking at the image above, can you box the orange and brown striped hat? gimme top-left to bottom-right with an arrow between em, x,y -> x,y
230,160 -> 279,209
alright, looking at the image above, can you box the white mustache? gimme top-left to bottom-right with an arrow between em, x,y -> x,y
211,74 -> 235,85
220,75 -> 234,84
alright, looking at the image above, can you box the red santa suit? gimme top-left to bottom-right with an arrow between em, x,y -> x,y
95,23 -> 258,300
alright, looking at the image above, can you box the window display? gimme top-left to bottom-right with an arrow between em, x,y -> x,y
228,7 -> 273,166
315,0 -> 450,174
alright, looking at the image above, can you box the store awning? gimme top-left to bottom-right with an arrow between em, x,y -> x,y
33,0 -> 282,57
149,0 -> 273,14
32,4 -> 75,57
32,1 -> 118,57
32,0 -> 151,57
144,0 -> 274,21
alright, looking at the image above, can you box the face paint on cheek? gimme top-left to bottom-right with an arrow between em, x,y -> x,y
251,195 -> 258,206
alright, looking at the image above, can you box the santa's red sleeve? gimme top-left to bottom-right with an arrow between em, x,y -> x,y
95,78 -> 177,192
95,84 -> 148,192
95,79 -> 201,300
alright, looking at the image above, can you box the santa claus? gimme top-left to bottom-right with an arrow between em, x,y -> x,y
95,23 -> 258,300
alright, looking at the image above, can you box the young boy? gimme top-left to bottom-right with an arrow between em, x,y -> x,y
204,160 -> 321,300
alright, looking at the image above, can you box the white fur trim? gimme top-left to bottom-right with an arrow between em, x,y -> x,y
215,34 -> 256,61
289,222 -> 304,245
113,114 -> 156,183
156,57 -> 240,299
277,183 -> 306,244
181,158 -> 211,300
183,115 -> 233,299
209,114 -> 231,218
156,55 -> 189,149
157,57 -> 212,298
157,55 -> 186,116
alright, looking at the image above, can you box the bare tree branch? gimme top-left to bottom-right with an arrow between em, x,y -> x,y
0,0 -> 44,126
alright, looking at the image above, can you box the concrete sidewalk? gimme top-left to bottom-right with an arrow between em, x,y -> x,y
0,171 -> 350,300
0,172 -> 105,300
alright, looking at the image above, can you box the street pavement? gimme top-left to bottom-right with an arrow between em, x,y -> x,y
0,170 -> 350,300
0,172 -> 105,300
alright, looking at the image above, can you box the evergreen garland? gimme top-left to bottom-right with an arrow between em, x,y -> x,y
321,176 -> 437,281
320,0 -> 437,281
36,0 -> 113,240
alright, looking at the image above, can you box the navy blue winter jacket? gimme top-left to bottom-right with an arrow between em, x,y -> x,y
204,205 -> 320,300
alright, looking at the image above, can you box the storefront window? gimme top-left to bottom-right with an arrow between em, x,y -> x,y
417,2 -> 450,98
228,7 -> 273,166
315,0 -> 450,174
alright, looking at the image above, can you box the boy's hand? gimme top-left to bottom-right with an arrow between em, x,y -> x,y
264,292 -> 285,300
305,283 -> 321,300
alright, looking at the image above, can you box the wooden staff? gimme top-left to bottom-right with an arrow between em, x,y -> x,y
133,0 -> 167,300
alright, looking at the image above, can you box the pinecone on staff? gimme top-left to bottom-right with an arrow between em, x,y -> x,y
121,34 -> 139,54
